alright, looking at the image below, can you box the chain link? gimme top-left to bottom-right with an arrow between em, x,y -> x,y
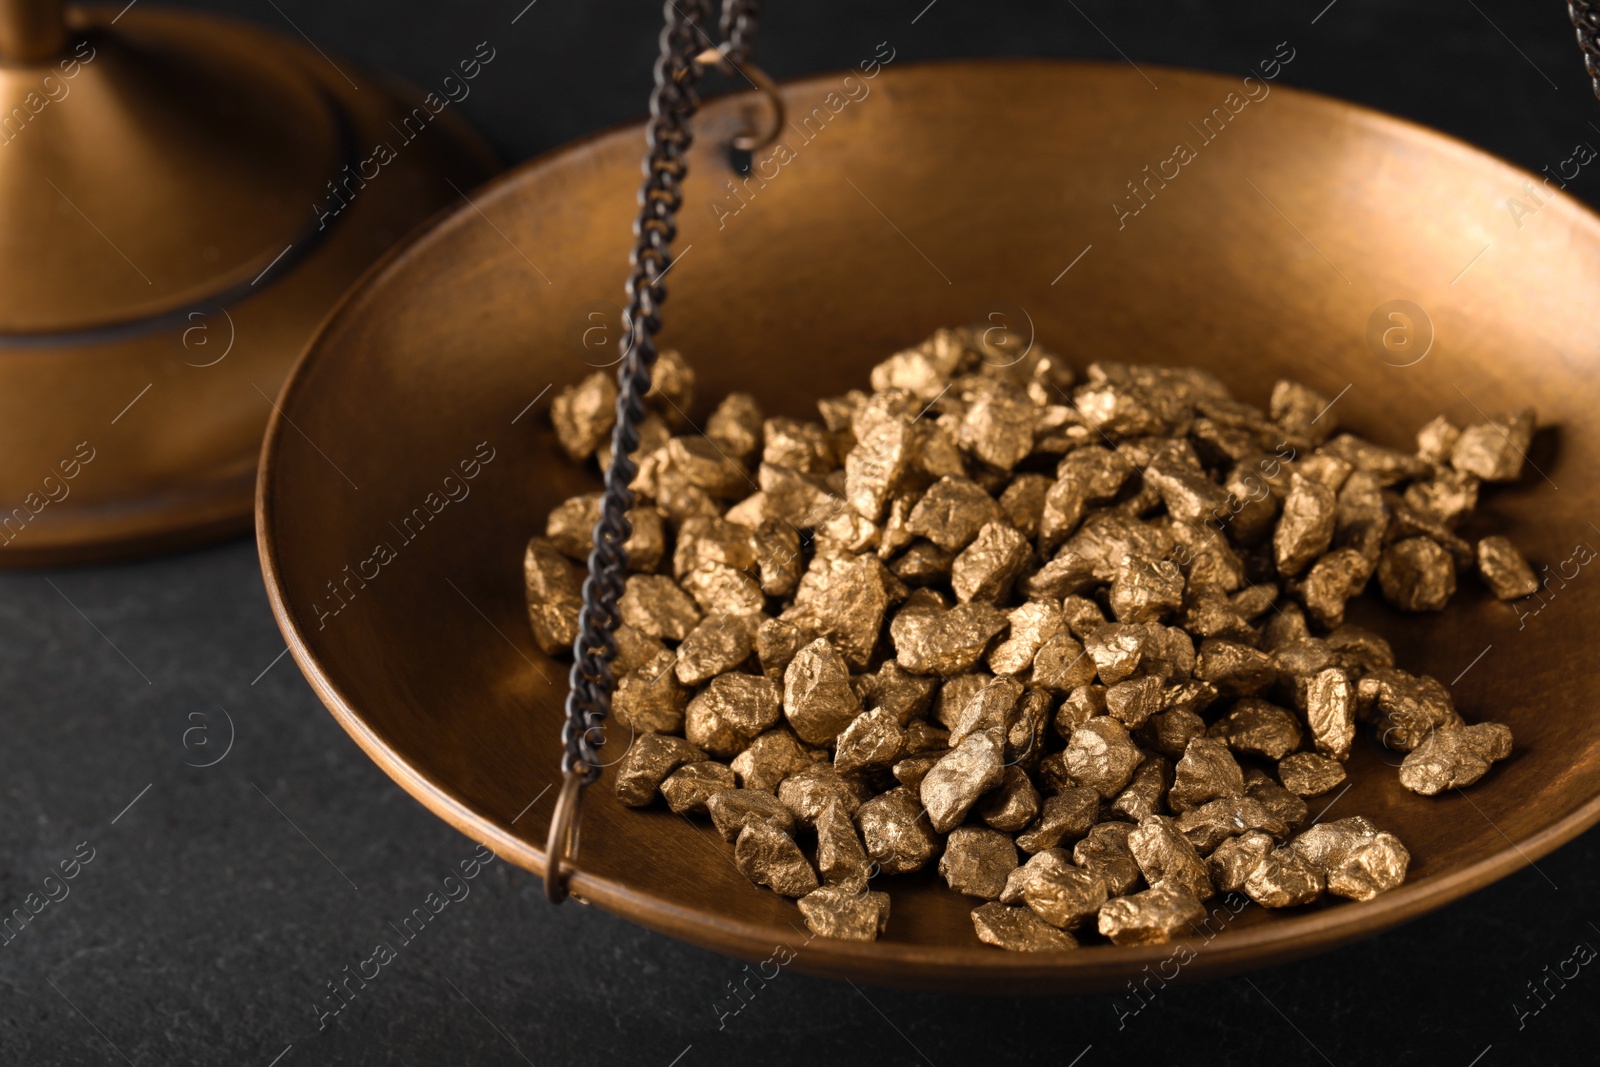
1572,0 -> 1600,100
560,0 -> 754,791
720,0 -> 760,68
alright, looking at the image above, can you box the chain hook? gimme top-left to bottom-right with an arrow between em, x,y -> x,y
543,767 -> 586,904
694,45 -> 785,153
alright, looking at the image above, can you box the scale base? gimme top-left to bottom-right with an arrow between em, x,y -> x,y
0,6 -> 498,567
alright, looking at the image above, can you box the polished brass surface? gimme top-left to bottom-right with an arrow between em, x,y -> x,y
0,0 -> 65,61
260,61 -> 1600,991
0,3 -> 497,566
1,12 -> 336,332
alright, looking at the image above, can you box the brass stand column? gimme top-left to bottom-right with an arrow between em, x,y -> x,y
0,0 -> 498,566
0,0 -> 66,60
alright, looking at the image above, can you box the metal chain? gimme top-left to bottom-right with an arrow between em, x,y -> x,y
549,0 -> 763,905
1572,0 -> 1600,100
720,0 -> 760,68
561,0 -> 716,788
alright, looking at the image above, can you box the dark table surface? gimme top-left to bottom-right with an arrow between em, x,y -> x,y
5,1 -> 1598,1064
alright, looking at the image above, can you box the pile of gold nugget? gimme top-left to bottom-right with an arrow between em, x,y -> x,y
525,327 -> 1533,951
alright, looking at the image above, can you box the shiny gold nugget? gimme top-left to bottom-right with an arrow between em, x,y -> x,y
798,885 -> 891,941
523,537 -> 584,655
1111,757 -> 1170,823
1476,535 -> 1539,600
612,650 -> 688,735
1274,473 -> 1337,577
645,348 -> 696,426
777,763 -> 869,826
816,798 -> 873,890
976,766 -> 1042,833
1451,408 -> 1534,482
550,370 -> 617,461
1207,698 -> 1303,760
762,417 -> 837,474
906,476 -> 1001,551
615,734 -> 706,808
921,728 -> 1006,832
685,673 -> 781,758
1064,717 -> 1143,798
1243,847 -> 1325,908
1245,771 -> 1310,830
951,522 -> 1032,603
890,589 -> 1008,675
834,707 -> 908,774
1208,830 -> 1276,893
754,518 -> 803,596
1001,849 -> 1108,929
1277,752 -> 1346,797
1129,814 -> 1213,902
1398,722 -> 1513,795
857,661 -> 937,723
783,638 -> 863,745
1359,668 -> 1460,751
1168,737 -> 1245,814
706,392 -> 764,460
675,614 -> 761,687
939,826 -> 1020,899
1176,796 -> 1288,854
731,729 -> 820,793
660,761 -> 736,815
1017,788 -> 1100,853
1378,537 -> 1456,612
1305,667 -> 1357,761
708,788 -> 796,841
857,786 -> 940,875
1290,816 -> 1410,901
948,676 -> 1020,746
733,822 -> 817,898
972,901 -> 1080,951
1097,881 -> 1205,946
618,574 -> 702,641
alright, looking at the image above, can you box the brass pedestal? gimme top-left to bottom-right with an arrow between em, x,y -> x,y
0,1 -> 498,565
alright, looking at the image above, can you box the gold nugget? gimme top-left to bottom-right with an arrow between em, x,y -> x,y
921,728 -> 1006,832
972,901 -> 1079,951
1128,815 -> 1213,901
783,638 -> 863,745
940,827 -> 1021,899
1377,537 -> 1456,612
661,761 -> 737,815
1476,535 -> 1539,600
685,674 -> 781,758
734,822 -> 818,897
616,735 -> 706,808
798,885 -> 891,941
857,786 -> 940,875
1002,849 -> 1108,929
1451,409 -> 1535,482
551,371 -> 617,461
708,788 -> 796,841
523,537 -> 584,655
1275,752 -> 1344,797
1398,722 -> 1513,795
1097,881 -> 1205,946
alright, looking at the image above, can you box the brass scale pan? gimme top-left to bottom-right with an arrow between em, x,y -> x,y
259,59 -> 1600,992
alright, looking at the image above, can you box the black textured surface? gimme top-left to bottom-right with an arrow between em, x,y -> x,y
4,1 -> 1598,1064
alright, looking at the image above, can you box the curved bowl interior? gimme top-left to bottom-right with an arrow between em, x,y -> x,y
259,60 -> 1600,993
